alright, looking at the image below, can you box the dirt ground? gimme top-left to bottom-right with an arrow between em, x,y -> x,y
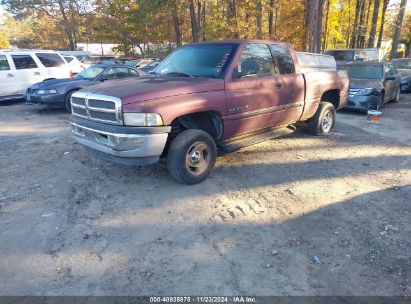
0,95 -> 410,296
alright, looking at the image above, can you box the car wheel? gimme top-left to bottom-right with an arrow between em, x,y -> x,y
308,101 -> 336,135
390,89 -> 400,103
167,129 -> 217,185
64,91 -> 76,113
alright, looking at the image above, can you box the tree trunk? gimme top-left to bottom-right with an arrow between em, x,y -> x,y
368,0 -> 381,47
322,0 -> 330,51
350,0 -> 363,48
405,40 -> 411,57
57,0 -> 75,50
356,0 -> 366,48
189,0 -> 199,43
268,0 -> 275,38
227,0 -> 239,38
256,0 -> 263,39
391,0 -> 408,59
306,0 -> 320,52
316,0 -> 324,53
202,2 -> 206,41
172,3 -> 182,47
377,0 -> 389,48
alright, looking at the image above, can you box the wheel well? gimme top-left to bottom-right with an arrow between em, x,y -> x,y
321,89 -> 340,109
172,111 -> 223,140
162,111 -> 223,157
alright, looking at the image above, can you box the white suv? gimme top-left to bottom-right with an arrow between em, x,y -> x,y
0,50 -> 70,102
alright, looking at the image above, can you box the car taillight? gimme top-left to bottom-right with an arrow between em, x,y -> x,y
70,70 -> 75,78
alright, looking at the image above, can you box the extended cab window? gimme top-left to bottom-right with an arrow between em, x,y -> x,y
35,53 -> 65,67
12,55 -> 38,70
233,43 -> 276,78
270,44 -> 295,74
0,55 -> 10,71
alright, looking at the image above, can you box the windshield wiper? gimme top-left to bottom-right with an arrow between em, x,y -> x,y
162,72 -> 194,78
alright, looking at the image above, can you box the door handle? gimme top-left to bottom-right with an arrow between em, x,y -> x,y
6,73 -> 14,77
274,83 -> 283,90
34,72 -> 41,75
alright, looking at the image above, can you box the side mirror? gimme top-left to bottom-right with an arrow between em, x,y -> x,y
385,76 -> 395,81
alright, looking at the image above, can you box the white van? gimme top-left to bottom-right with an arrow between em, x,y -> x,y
0,50 -> 70,101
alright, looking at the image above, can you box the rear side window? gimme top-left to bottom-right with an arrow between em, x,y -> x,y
11,55 -> 38,70
270,44 -> 296,74
129,69 -> 139,77
0,55 -> 10,71
64,56 -> 74,63
233,43 -> 276,78
35,53 -> 65,67
384,64 -> 393,76
103,67 -> 130,79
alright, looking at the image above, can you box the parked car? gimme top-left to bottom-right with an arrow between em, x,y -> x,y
339,61 -> 401,111
325,48 -> 385,66
138,59 -> 161,74
70,39 -> 349,184
80,56 -> 117,69
26,64 -> 139,112
0,50 -> 70,102
391,58 -> 411,93
63,55 -> 85,76
126,58 -> 157,69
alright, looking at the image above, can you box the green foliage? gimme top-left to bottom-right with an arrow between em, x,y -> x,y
1,0 -> 410,55
0,31 -> 10,48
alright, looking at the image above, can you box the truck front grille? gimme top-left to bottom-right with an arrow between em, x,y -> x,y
71,92 -> 122,125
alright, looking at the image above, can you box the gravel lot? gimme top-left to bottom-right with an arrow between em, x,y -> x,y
0,95 -> 410,296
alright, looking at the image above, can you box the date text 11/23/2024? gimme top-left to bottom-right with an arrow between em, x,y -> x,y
149,297 -> 256,303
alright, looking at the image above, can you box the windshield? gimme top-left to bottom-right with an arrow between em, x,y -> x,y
325,50 -> 355,61
154,43 -> 238,78
340,65 -> 383,79
392,59 -> 411,69
74,67 -> 104,80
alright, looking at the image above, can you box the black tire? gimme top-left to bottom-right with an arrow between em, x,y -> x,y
390,89 -> 400,103
308,101 -> 336,135
167,129 -> 217,185
64,91 -> 76,113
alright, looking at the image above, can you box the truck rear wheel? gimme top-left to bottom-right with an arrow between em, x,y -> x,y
308,101 -> 336,135
167,129 -> 217,185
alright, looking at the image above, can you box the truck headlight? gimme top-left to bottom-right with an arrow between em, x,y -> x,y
37,89 -> 58,95
123,113 -> 164,127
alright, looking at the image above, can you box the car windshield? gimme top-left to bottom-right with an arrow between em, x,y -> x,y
392,59 -> 411,69
325,50 -> 355,61
154,43 -> 238,78
74,67 -> 104,80
340,64 -> 383,79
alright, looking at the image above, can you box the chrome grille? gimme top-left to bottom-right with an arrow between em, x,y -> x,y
70,92 -> 122,125
349,88 -> 361,98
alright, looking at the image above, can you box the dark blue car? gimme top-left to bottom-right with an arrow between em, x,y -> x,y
26,64 -> 139,112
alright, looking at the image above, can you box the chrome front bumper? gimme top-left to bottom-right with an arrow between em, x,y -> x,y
71,118 -> 170,166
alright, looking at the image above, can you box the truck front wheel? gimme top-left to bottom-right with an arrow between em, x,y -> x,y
308,101 -> 336,135
167,129 -> 217,185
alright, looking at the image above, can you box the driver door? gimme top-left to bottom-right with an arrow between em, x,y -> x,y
225,43 -> 283,138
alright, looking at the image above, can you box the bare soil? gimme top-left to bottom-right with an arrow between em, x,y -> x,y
0,95 -> 410,296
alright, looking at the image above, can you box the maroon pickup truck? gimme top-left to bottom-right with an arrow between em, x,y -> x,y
70,39 -> 349,184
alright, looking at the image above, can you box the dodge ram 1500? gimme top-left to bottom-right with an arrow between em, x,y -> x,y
70,39 -> 349,184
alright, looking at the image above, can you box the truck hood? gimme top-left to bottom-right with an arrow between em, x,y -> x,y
350,78 -> 382,89
81,77 -> 225,105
